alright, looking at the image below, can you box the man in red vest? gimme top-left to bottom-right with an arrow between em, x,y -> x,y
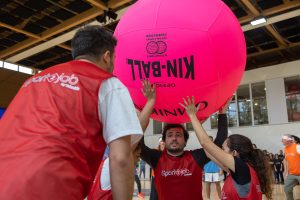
282,134 -> 300,200
140,100 -> 231,200
0,25 -> 142,200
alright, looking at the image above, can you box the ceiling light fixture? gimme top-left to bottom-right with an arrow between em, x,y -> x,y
250,17 -> 267,26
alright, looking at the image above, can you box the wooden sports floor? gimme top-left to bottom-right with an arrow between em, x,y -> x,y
132,180 -> 300,200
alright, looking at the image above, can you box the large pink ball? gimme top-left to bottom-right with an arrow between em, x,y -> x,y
114,0 -> 246,123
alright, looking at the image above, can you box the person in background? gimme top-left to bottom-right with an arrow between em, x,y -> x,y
203,137 -> 222,200
268,153 -> 275,183
139,159 -> 146,180
278,149 -> 285,162
181,96 -> 272,200
0,25 -> 143,200
135,161 -> 144,199
282,134 -> 300,200
274,154 -> 284,184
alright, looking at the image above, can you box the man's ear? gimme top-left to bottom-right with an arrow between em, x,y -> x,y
102,50 -> 111,64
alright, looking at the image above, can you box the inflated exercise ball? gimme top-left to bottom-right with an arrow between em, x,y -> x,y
114,0 -> 246,123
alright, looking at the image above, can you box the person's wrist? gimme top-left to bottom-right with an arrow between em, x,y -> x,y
147,98 -> 156,104
189,114 -> 197,120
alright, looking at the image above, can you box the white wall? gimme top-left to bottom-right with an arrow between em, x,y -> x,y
144,60 -> 300,154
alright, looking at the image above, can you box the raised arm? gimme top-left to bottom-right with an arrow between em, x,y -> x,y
214,98 -> 231,147
139,80 -> 156,132
180,96 -> 236,172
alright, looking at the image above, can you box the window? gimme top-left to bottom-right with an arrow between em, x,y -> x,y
210,113 -> 218,129
237,84 -> 252,126
186,122 -> 194,131
153,120 -> 163,134
0,60 -> 3,67
251,82 -> 268,125
284,76 -> 300,122
210,94 -> 237,129
228,94 -> 238,127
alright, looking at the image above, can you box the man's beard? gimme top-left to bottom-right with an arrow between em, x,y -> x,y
167,146 -> 184,154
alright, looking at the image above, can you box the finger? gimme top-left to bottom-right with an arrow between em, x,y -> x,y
186,96 -> 191,104
179,103 -> 186,109
152,83 -> 156,91
192,96 -> 195,104
196,103 -> 201,111
182,97 -> 188,105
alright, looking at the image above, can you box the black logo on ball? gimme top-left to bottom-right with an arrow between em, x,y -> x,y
146,41 -> 167,54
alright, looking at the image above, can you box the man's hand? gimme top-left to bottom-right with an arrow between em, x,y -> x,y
179,96 -> 199,118
139,80 -> 156,132
142,80 -> 156,103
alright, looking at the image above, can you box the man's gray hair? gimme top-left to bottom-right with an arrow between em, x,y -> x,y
282,134 -> 294,141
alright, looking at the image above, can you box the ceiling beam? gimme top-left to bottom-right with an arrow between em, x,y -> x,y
0,22 -> 71,51
0,22 -> 39,39
0,7 -> 102,60
248,41 -> 300,58
239,1 -> 300,24
265,25 -> 288,47
240,0 -> 260,16
108,0 -> 133,9
240,0 -> 288,47
85,0 -> 107,10
242,9 -> 300,31
264,1 -> 300,16
5,6 -> 129,63
0,0 -> 133,60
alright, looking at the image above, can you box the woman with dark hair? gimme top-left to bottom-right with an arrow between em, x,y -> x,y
180,96 -> 272,200
291,135 -> 300,144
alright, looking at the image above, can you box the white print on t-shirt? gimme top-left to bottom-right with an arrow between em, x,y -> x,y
161,168 -> 192,177
286,152 -> 295,157
23,73 -> 80,91
256,184 -> 261,193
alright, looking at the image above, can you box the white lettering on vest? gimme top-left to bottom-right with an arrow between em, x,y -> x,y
161,168 -> 192,177
23,73 -> 80,91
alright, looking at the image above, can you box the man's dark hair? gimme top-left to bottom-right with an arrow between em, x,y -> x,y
162,124 -> 189,142
71,25 -> 117,59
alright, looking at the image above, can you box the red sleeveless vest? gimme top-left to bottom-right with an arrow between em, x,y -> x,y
88,158 -> 113,200
0,60 -> 112,199
222,164 -> 262,200
154,150 -> 203,200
